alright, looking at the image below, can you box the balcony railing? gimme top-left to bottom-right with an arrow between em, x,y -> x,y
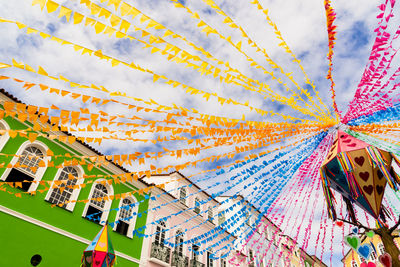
171,251 -> 189,267
150,242 -> 171,264
190,259 -> 205,267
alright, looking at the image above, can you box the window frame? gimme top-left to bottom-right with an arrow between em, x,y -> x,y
208,206 -> 214,223
207,249 -> 214,267
179,188 -> 187,205
0,140 -> 50,192
113,195 -> 138,238
0,120 -> 10,152
194,197 -> 201,214
174,230 -> 184,257
45,165 -> 84,211
155,221 -> 167,247
192,244 -> 200,262
82,179 -> 113,225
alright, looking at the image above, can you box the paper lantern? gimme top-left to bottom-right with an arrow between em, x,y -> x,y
320,130 -> 400,222
81,223 -> 116,267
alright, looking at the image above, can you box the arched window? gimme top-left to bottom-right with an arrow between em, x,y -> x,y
83,180 -> 113,224
155,221 -> 166,247
0,120 -> 10,152
194,197 -> 201,214
1,141 -> 50,192
379,243 -> 385,255
208,206 -> 214,223
114,196 -> 138,238
174,230 -> 184,256
45,166 -> 83,211
179,188 -> 186,205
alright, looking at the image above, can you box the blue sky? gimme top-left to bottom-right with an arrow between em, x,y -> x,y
1,0 -> 400,265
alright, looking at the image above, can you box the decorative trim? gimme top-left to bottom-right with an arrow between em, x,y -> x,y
0,205 -> 140,264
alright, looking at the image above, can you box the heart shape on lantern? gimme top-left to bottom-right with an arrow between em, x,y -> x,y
355,156 -> 365,166
98,242 -> 106,247
345,236 -> 360,250
360,262 -> 376,267
95,260 -> 101,265
379,253 -> 392,267
359,172 -> 370,182
376,185 -> 384,195
377,170 -> 384,180
358,244 -> 371,260
86,256 -> 92,263
363,185 -> 374,195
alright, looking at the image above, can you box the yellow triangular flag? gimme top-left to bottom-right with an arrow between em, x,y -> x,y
111,59 -> 120,67
197,21 -> 206,27
46,0 -> 59,13
140,15 -> 150,24
25,64 -> 36,72
94,22 -> 106,34
110,14 -> 121,27
58,6 -> 72,22
163,30 -> 173,38
85,17 -> 96,26
39,32 -> 50,39
119,20 -> 130,33
37,66 -> 48,76
99,8 -> 111,19
120,2 -> 132,16
73,12 -> 84,24
104,26 -> 116,36
12,59 -> 24,69
26,28 -> 38,34
32,0 -> 46,10
0,63 -> 11,69
90,3 -> 101,16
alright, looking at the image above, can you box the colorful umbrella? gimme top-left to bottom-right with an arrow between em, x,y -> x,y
81,223 -> 116,267
320,130 -> 400,222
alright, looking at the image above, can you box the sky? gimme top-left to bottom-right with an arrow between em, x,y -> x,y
1,0 -> 400,266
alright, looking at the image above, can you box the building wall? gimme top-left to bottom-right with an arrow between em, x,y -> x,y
0,100 -> 149,266
141,173 -> 236,267
0,211 -> 140,266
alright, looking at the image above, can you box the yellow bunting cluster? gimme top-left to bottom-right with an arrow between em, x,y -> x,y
168,0 -> 334,123
69,0 -> 333,122
0,17 -> 311,124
